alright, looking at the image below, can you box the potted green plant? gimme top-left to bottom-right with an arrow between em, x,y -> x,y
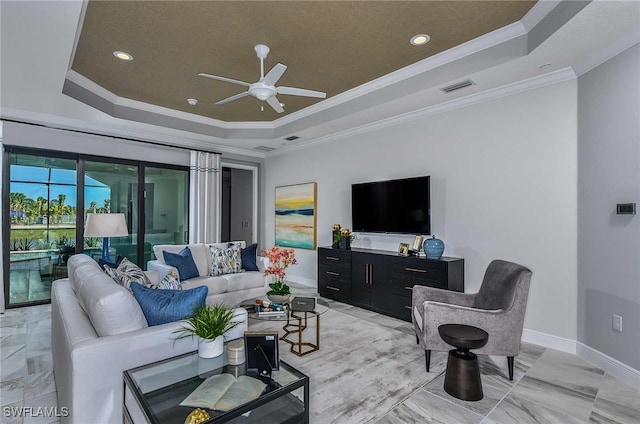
266,281 -> 291,304
173,304 -> 240,358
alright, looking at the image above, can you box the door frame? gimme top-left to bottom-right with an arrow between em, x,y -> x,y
221,161 -> 258,244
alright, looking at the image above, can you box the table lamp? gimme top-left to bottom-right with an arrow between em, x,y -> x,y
84,213 -> 128,261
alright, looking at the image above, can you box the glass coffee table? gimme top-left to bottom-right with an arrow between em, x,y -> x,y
240,296 -> 329,357
123,348 -> 309,424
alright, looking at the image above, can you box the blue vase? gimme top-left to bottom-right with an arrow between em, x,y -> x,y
423,235 -> 444,259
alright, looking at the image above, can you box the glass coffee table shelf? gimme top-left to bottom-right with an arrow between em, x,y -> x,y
241,297 -> 330,357
123,348 -> 309,424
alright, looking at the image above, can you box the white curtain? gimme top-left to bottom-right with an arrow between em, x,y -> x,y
189,151 -> 221,244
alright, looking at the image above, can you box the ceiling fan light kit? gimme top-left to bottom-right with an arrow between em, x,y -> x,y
199,44 -> 326,113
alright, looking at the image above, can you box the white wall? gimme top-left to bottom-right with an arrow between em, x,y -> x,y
264,81 -> 578,340
578,44 -> 640,370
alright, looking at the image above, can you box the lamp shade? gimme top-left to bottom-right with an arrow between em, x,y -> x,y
84,213 -> 128,238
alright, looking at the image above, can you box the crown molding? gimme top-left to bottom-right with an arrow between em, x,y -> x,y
65,70 -> 273,130
0,108 -> 267,159
273,21 -> 529,127
270,67 -> 577,157
572,24 -> 640,76
521,0 -> 562,31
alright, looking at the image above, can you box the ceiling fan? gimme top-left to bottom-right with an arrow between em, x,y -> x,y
199,44 -> 326,113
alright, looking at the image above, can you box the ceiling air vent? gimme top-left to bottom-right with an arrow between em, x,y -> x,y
441,79 -> 474,93
253,145 -> 276,152
284,135 -> 300,141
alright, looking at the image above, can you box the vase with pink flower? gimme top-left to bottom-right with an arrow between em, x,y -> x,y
263,245 -> 297,304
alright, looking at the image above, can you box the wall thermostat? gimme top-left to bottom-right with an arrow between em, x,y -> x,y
616,203 -> 636,215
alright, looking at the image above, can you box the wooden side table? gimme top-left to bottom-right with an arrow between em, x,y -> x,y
438,324 -> 489,401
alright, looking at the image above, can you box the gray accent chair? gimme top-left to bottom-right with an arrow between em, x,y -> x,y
412,259 -> 532,380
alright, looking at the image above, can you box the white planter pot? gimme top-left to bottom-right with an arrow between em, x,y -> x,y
198,336 -> 224,358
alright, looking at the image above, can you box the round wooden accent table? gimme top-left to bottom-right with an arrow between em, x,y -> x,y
438,324 -> 489,401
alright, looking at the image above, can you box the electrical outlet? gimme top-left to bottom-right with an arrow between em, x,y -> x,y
613,314 -> 622,332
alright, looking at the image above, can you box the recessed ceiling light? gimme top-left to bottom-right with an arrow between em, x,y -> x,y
539,64 -> 552,71
187,98 -> 198,106
113,51 -> 133,61
410,34 -> 430,46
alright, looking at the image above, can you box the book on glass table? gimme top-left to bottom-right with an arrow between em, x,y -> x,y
257,305 -> 286,317
179,374 -> 266,411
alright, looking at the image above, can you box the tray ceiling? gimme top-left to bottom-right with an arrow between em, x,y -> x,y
69,1 -> 535,123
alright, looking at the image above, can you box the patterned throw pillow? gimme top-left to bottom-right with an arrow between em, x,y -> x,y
152,269 -> 182,291
228,242 -> 259,272
210,244 -> 243,276
104,258 -> 151,292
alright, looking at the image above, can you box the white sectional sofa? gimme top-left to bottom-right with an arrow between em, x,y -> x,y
148,241 -> 271,307
51,254 -> 248,424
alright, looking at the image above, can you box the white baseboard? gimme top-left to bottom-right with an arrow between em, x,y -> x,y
576,342 -> 640,390
522,329 -> 640,390
522,328 -> 577,354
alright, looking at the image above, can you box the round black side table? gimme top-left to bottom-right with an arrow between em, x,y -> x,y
438,324 -> 489,401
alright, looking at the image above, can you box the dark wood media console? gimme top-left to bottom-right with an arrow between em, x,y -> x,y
318,246 -> 464,322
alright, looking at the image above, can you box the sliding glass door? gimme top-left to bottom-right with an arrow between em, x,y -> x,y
83,160 -> 139,263
7,153 -> 77,305
3,147 -> 189,308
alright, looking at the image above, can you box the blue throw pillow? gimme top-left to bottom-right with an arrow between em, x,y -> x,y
130,282 -> 208,326
229,243 -> 259,271
163,247 -> 200,280
98,255 -> 125,270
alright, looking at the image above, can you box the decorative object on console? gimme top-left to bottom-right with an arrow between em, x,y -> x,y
411,235 -> 423,253
84,213 -> 128,261
263,245 -> 297,297
173,304 -> 241,358
423,235 -> 445,259
332,224 -> 342,248
275,182 -> 317,249
398,243 -> 409,256
339,228 -> 353,249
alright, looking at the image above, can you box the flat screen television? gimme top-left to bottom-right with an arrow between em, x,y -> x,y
352,176 -> 430,234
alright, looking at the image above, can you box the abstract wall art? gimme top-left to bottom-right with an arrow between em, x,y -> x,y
274,182 -> 317,249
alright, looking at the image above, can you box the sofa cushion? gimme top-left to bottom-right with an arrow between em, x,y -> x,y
210,244 -> 243,276
153,244 -> 210,277
104,258 -> 151,292
229,242 -> 259,272
75,267 -> 149,336
130,282 -> 207,326
181,276 -> 228,295
223,272 -> 266,291
163,248 -> 200,280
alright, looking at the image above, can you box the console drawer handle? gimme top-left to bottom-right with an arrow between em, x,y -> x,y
404,305 -> 412,309
326,271 -> 340,276
404,286 -> 413,291
405,267 -> 427,273
326,286 -> 340,291
326,256 -> 340,261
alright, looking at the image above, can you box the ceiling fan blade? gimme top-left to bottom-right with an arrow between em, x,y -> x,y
198,73 -> 251,87
277,86 -> 326,98
263,63 -> 287,86
215,91 -> 250,105
266,96 -> 284,113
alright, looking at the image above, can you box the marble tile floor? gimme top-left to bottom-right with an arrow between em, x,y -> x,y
1,291 -> 639,424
